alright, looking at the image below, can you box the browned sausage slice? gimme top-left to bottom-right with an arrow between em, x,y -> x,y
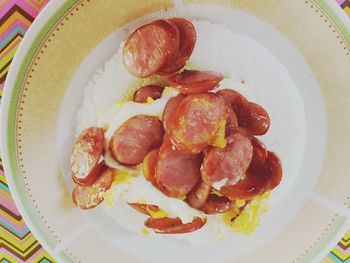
237,102 -> 270,135
123,19 -> 179,77
109,115 -> 164,165
158,18 -> 196,74
222,152 -> 282,200
201,128 -> 253,188
168,93 -> 228,154
200,194 -> 233,214
217,89 -> 270,135
155,140 -> 201,198
225,107 -> 238,136
221,172 -> 266,201
250,137 -> 268,167
145,216 -> 206,234
143,149 -> 159,187
133,85 -> 164,103
72,165 -> 115,209
70,127 -> 104,186
168,70 -> 224,94
128,203 -> 160,216
162,94 -> 186,133
216,89 -> 247,112
186,179 -> 211,209
263,151 -> 282,191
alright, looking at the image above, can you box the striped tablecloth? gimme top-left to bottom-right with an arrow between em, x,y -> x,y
0,1 -> 349,262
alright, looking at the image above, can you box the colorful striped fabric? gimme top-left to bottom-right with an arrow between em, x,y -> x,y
337,0 -> 350,16
0,0 -> 349,262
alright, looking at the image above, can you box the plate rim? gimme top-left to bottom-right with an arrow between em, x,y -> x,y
1,0 -> 349,262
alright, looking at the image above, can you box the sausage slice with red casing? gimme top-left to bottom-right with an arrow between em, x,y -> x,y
200,194 -> 233,214
72,164 -> 115,209
250,137 -> 268,168
221,151 -> 282,200
143,149 -> 160,187
216,89 -> 247,113
201,128 -> 253,188
168,70 -> 224,94
71,127 -> 104,186
236,102 -> 270,135
155,138 -> 201,198
158,18 -> 197,74
123,19 -> 180,77
145,216 -> 206,234
162,94 -> 186,133
186,179 -> 211,209
109,115 -> 164,165
128,203 -> 161,216
168,93 -> 228,154
133,85 -> 164,103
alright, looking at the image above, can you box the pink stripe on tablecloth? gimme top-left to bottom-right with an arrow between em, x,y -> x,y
0,19 -> 29,42
26,247 -> 47,263
0,0 -> 39,18
0,212 -> 27,232
0,192 -> 20,215
336,0 -> 347,5
0,38 -> 20,61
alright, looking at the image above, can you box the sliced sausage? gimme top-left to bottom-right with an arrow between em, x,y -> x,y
217,89 -> 270,135
168,93 -> 228,154
186,179 -> 211,209
236,102 -> 270,135
158,18 -> 196,74
145,216 -> 206,234
133,85 -> 164,103
72,165 -> 115,209
128,203 -> 160,216
162,94 -> 186,133
263,151 -> 282,191
250,137 -> 268,167
109,115 -> 164,165
200,194 -> 233,214
225,107 -> 238,136
70,127 -> 104,186
201,128 -> 253,188
221,171 -> 266,201
123,19 -> 180,77
222,152 -> 282,200
155,140 -> 201,198
168,70 -> 224,94
143,149 -> 159,187
216,89 -> 247,113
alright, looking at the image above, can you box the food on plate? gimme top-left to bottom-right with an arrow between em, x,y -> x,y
186,179 -> 210,209
167,70 -> 224,93
123,19 -> 179,77
162,93 -> 186,132
250,137 -> 268,167
236,102 -> 270,135
200,195 -> 233,214
72,164 -> 115,209
133,84 -> 165,103
142,149 -> 159,186
70,127 -> 104,186
69,17 -> 282,238
168,93 -> 228,154
109,115 -> 164,165
144,216 -> 206,234
201,128 -> 253,188
155,137 -> 202,198
157,18 -> 197,74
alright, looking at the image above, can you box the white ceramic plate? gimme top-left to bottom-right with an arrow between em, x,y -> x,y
1,0 -> 350,262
